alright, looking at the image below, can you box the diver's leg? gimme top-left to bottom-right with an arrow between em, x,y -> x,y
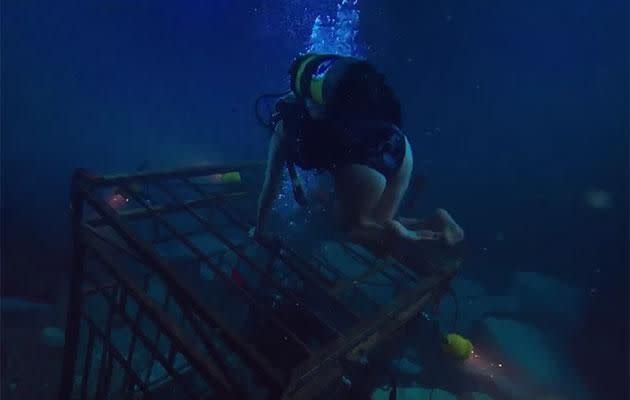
333,162 -> 424,252
334,164 -> 387,245
394,217 -> 436,231
368,136 -> 463,245
372,136 -> 413,222
368,136 -> 439,241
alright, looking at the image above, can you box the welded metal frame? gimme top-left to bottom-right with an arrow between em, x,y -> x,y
58,163 -> 462,400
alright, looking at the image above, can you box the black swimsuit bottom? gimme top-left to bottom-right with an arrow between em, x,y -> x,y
330,120 -> 406,180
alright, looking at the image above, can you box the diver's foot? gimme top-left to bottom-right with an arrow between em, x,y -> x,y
385,220 -> 419,241
396,216 -> 426,230
396,216 -> 421,227
386,220 -> 441,242
436,208 -> 465,246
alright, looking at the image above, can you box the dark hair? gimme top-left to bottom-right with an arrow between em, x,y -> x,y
327,61 -> 402,127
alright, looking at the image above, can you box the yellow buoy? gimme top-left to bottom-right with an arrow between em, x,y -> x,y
443,333 -> 474,361
221,171 -> 241,183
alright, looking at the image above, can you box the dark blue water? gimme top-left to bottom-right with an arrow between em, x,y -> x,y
2,0 -> 627,398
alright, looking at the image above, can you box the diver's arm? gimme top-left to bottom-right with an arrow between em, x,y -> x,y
255,121 -> 287,234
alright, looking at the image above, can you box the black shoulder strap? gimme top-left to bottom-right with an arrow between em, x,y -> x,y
274,94 -> 307,134
271,94 -> 309,208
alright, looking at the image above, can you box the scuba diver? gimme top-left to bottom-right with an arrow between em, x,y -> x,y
251,53 -> 464,256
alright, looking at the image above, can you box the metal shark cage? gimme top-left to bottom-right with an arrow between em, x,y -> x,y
58,163 -> 463,400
